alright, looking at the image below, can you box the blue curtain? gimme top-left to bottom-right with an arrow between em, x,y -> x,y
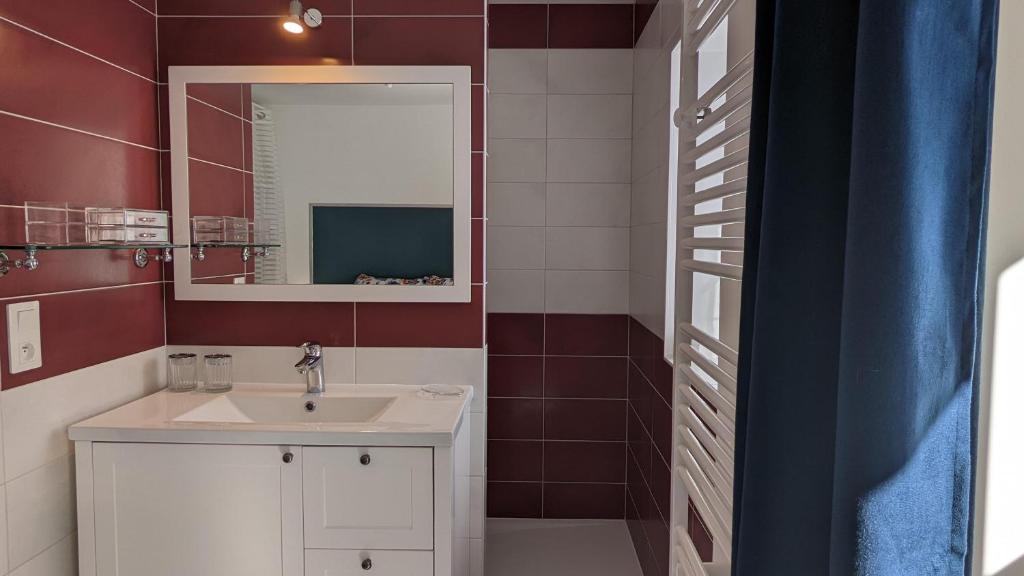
732,1 -> 999,575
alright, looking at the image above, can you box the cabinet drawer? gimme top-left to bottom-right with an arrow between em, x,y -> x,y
303,447 -> 433,550
305,550 -> 432,576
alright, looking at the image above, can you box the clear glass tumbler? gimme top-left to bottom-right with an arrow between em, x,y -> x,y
167,353 -> 198,392
203,353 -> 233,393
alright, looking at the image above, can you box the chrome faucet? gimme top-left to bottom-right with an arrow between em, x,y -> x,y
295,341 -> 326,394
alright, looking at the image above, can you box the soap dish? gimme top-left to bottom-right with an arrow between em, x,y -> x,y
418,384 -> 464,398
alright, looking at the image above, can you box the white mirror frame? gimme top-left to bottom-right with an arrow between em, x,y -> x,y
168,65 -> 472,303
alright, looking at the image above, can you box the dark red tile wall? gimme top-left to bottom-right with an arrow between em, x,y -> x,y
157,0 -> 486,349
0,1 -> 164,390
487,313 -> 628,519
626,317 -> 674,576
184,83 -> 252,283
626,317 -> 715,573
488,3 -> 647,50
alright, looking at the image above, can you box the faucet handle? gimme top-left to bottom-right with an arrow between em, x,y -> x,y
299,341 -> 322,356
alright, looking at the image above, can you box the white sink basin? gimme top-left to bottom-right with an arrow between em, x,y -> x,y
174,393 -> 396,424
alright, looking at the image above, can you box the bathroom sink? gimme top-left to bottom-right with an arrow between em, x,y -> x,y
173,393 -> 396,424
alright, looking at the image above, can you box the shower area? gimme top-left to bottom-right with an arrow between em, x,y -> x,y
484,0 -> 753,574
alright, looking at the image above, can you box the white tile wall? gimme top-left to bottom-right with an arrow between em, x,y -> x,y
547,139 -> 632,183
486,270 -> 546,313
630,5 -> 682,338
487,139 -> 547,183
488,50 -> 548,95
487,226 -> 546,270
547,95 -> 632,139
0,347 -> 165,576
546,227 -> 629,270
487,183 -> 546,226
546,183 -> 630,227
488,48 -> 634,315
488,95 -> 547,139
545,271 -> 629,314
547,49 -> 634,94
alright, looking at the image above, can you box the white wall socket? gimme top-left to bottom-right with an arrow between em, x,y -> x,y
7,301 -> 42,374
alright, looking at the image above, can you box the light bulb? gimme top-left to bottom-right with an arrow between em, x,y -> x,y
283,15 -> 304,34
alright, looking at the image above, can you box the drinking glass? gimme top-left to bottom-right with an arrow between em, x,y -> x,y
203,354 -> 233,393
167,353 -> 198,392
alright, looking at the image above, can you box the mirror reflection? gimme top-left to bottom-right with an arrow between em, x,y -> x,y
185,82 -> 455,286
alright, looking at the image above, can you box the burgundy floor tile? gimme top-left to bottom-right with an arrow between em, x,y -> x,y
159,151 -> 173,209
544,441 -> 626,483
353,0 -> 483,16
353,17 -> 484,82
545,356 -> 627,399
0,115 -> 161,209
0,0 -> 157,80
627,408 -> 652,483
544,399 -> 626,441
650,454 -> 671,523
187,98 -> 245,169
488,482 -> 542,518
488,4 -> 547,49
542,483 -> 624,519
158,17 -> 353,81
487,313 -> 544,355
488,398 -> 543,440
187,83 -> 244,117
634,0 -> 658,44
188,159 -> 245,217
472,153 -> 484,218
487,440 -> 542,481
158,0 -> 351,15
472,219 -> 483,284
488,355 -> 543,397
626,495 -> 657,576
134,0 -> 156,12
0,21 -> 159,148
628,362 -> 654,433
545,314 -> 628,356
0,284 -> 165,390
166,288 -> 355,346
652,398 -> 673,463
354,286 -> 483,347
549,4 -> 634,49
472,84 -> 484,152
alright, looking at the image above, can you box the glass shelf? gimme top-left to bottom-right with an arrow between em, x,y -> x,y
192,243 -> 282,249
0,243 -> 186,251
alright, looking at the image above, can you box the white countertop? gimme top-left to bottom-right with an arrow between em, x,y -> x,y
68,383 -> 472,447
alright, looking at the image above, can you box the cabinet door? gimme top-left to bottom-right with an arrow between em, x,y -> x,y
303,447 -> 433,550
305,550 -> 433,576
92,443 -> 302,576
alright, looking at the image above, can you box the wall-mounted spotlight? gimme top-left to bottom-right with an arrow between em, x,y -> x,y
283,0 -> 323,34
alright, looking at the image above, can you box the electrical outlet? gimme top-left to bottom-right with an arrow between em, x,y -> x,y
7,301 -> 42,373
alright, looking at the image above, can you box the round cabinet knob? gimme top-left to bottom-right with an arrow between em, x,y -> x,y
282,452 -> 294,464
359,454 -> 371,466
361,558 -> 373,570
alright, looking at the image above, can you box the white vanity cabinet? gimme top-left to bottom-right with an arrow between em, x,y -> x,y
88,443 -> 304,576
70,385 -> 472,576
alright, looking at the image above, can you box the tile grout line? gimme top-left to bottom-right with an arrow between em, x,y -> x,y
0,16 -> 157,84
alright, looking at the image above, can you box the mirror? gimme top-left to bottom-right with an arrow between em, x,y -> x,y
169,67 -> 471,302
